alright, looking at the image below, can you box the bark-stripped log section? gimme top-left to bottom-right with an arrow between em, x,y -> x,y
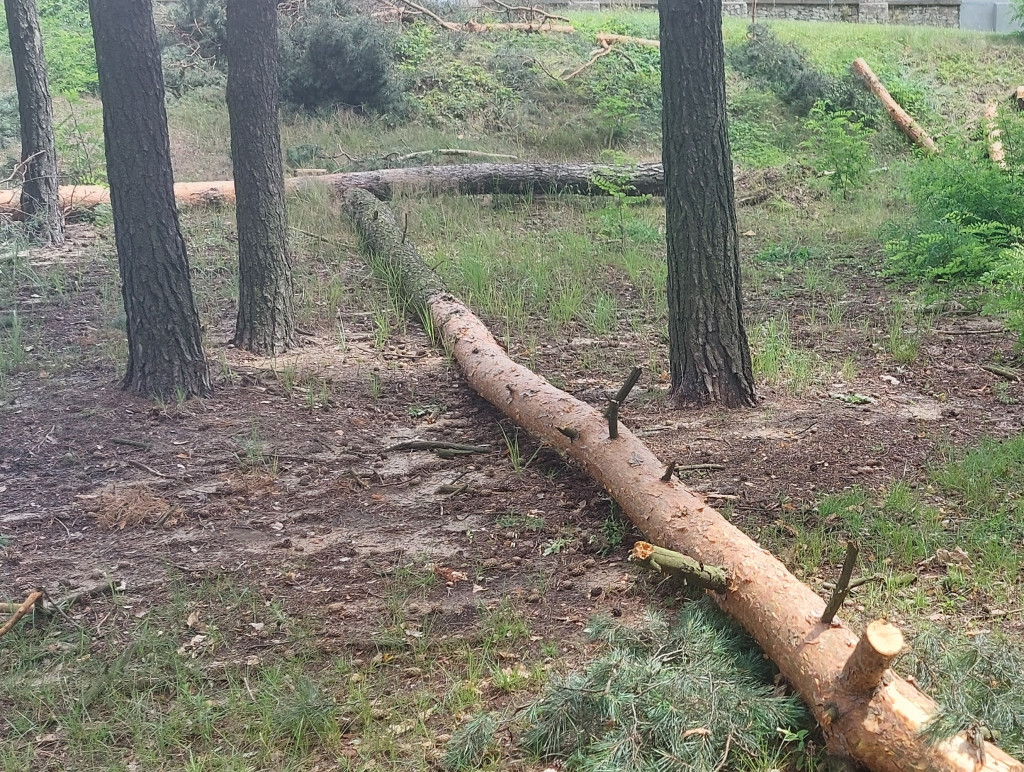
852,58 -> 937,154
342,186 -> 1023,772
0,163 -> 665,217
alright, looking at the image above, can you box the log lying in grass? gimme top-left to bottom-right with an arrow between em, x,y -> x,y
0,163 -> 666,218
341,186 -> 1023,772
985,101 -> 1007,168
595,32 -> 660,48
851,58 -> 937,154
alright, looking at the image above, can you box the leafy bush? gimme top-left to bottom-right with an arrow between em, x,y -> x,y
887,156 -> 1024,283
730,24 -> 875,119
800,101 -> 874,191
280,12 -> 396,111
166,0 -> 397,111
0,94 -> 21,148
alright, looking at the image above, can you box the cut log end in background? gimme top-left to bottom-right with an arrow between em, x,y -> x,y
340,186 -> 1023,772
852,58 -> 938,154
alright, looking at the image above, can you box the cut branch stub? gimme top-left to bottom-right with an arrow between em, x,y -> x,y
841,620 -> 905,694
605,366 -> 642,440
630,541 -> 728,592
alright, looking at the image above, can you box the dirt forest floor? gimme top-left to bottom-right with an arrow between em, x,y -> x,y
2,200 -> 1024,768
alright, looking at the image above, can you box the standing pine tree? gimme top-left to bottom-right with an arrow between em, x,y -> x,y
227,0 -> 295,354
89,0 -> 211,399
4,0 -> 65,245
660,0 -> 756,408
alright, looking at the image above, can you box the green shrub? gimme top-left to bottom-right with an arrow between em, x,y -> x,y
730,24 -> 875,119
165,0 -> 396,111
887,156 -> 1024,283
280,12 -> 396,112
800,101 -> 874,191
0,94 -> 21,148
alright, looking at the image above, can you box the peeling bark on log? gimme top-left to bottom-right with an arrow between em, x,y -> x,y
341,186 -> 1024,772
0,163 -> 665,217
852,58 -> 937,154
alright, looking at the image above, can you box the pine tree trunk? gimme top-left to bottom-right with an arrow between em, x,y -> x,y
89,0 -> 210,400
4,0 -> 64,246
227,0 -> 295,354
660,0 -> 756,408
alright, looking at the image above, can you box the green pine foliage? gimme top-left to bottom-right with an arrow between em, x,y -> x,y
165,0 -> 397,111
908,629 -> 1024,758
520,601 -> 812,772
729,24 -> 875,119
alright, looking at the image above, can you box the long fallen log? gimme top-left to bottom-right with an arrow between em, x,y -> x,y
851,58 -> 937,154
0,162 -> 666,218
341,186 -> 1022,772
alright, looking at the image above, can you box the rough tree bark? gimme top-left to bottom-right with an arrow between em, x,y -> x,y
226,0 -> 295,354
0,163 -> 666,214
660,0 -> 756,408
4,0 -> 64,245
89,0 -> 210,399
342,187 -> 1024,772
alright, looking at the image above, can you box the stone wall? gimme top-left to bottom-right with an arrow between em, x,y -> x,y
720,0 -> 961,27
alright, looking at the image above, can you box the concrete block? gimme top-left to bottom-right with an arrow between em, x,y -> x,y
994,3 -> 1024,32
960,1 -> 997,30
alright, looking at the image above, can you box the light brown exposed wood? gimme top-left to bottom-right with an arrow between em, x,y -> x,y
0,163 -> 666,217
852,58 -> 937,154
842,620 -> 905,694
0,590 -> 43,638
596,32 -> 660,48
342,186 -> 1024,772
984,101 -> 1006,167
630,541 -> 728,592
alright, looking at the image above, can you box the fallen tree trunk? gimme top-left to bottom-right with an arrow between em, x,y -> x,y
984,101 -> 1006,168
341,186 -> 1023,772
852,58 -> 937,154
0,162 -> 665,218
595,32 -> 660,47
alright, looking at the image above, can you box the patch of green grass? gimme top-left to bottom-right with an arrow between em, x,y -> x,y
749,315 -> 819,394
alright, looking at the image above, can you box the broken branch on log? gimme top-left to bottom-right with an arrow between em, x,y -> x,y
341,186 -> 1023,772
0,590 -> 44,638
851,58 -> 937,154
630,541 -> 729,592
605,366 -> 642,440
821,541 -> 859,624
984,101 -> 1007,168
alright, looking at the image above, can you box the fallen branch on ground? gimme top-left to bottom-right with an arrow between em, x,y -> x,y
0,590 -> 44,638
340,187 -> 1023,772
851,58 -> 937,154
385,440 -> 492,454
